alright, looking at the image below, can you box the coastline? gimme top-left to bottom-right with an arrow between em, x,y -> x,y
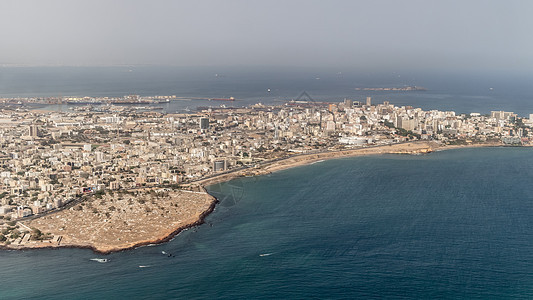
192,141 -> 505,187
1,141 -> 513,254
2,188 -> 218,254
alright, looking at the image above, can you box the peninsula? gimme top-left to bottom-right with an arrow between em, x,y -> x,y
0,96 -> 529,253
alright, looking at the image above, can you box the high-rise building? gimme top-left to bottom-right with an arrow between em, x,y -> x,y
366,96 -> 372,106
28,125 -> 39,137
109,181 -> 120,190
491,111 -> 515,121
213,160 -> 227,172
398,117 -> 415,131
326,120 -> 336,131
344,98 -> 353,108
200,117 -> 210,130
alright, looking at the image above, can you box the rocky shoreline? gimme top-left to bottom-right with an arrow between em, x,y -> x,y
0,195 -> 218,255
2,188 -> 216,254
96,196 -> 219,255
98,196 -> 219,254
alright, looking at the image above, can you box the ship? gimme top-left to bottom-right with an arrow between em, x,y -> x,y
109,100 -> 152,104
354,86 -> 426,91
209,97 -> 235,101
66,100 -> 153,105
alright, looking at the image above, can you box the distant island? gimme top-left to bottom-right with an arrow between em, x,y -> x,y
355,86 -> 426,91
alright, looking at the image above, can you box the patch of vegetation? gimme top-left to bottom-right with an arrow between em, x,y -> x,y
446,139 -> 468,145
10,230 -> 20,239
30,228 -> 43,240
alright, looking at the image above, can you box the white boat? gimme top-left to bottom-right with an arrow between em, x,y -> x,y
90,258 -> 108,263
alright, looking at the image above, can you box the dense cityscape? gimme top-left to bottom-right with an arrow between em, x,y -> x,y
2,1 -> 532,298
0,96 -> 529,227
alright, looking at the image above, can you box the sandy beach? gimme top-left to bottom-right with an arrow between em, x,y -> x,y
192,141 -> 504,187
2,140 -> 509,254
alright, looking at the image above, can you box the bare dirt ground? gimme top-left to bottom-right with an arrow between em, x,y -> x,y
18,189 -> 215,253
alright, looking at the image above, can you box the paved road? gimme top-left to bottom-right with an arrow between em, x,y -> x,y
17,141 -> 428,222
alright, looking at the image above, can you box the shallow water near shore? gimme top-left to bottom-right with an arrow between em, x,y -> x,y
1,147 -> 533,299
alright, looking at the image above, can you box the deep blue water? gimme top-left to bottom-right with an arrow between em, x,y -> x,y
1,66 -> 533,115
1,147 -> 533,299
1,68 -> 533,298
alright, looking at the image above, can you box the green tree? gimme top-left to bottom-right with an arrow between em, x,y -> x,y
31,228 -> 43,240
10,230 -> 20,239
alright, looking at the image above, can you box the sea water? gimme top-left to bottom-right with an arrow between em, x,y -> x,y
1,147 -> 533,299
1,68 -> 533,298
1,66 -> 533,115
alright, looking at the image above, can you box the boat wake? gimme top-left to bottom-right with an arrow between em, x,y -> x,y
259,253 -> 274,257
162,251 -> 173,257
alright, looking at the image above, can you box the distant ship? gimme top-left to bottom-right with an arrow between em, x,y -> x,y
355,86 -> 426,91
209,97 -> 235,101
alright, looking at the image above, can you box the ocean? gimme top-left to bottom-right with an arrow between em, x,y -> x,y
1,148 -> 533,299
1,66 -> 533,116
1,67 -> 533,299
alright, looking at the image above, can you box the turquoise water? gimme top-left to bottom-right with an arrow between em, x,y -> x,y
1,147 -> 533,299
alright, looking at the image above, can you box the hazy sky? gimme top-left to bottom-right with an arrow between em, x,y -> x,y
1,0 -> 532,72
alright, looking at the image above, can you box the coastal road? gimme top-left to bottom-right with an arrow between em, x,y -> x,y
17,141 -> 431,223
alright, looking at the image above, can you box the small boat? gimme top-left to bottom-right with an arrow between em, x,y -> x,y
139,265 -> 150,268
90,258 -> 108,263
259,253 -> 273,257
